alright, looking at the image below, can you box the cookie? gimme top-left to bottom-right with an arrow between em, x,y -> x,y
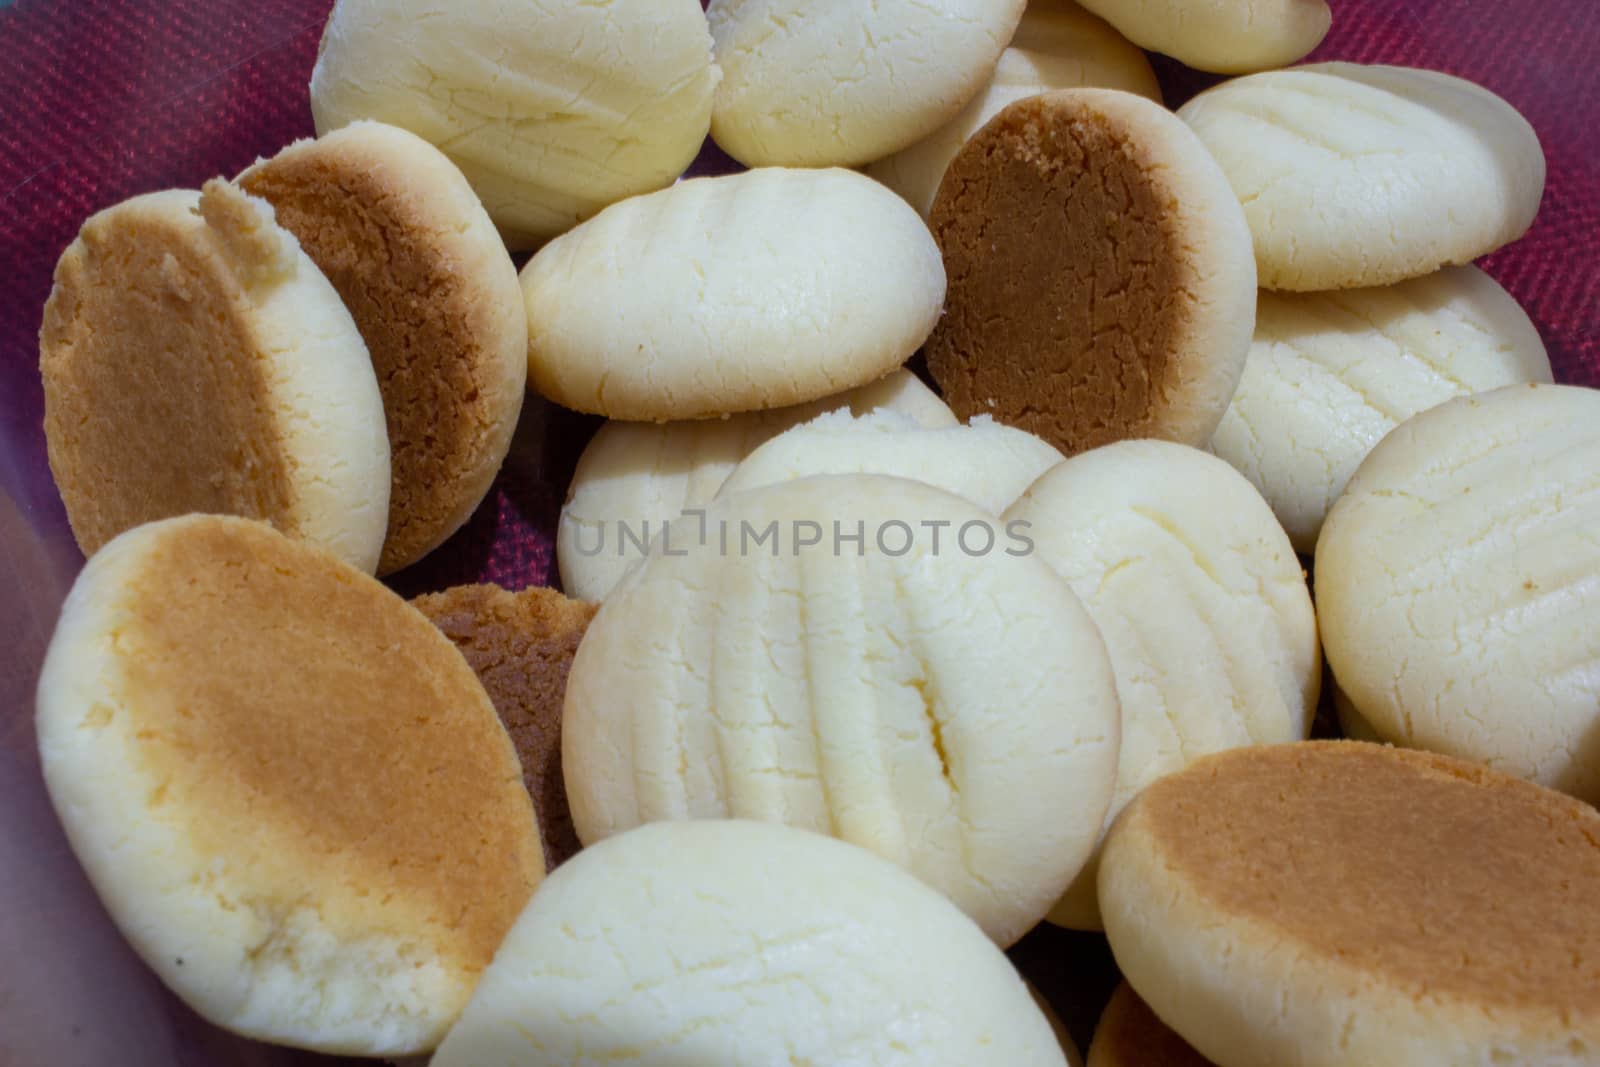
1075,0 -> 1328,74
40,180 -> 390,573
867,0 -> 1161,219
1004,441 -> 1318,930
522,167 -> 944,421
1087,984 -> 1214,1067
1099,742 -> 1600,1066
411,584 -> 597,869
707,0 -> 1024,167
1209,267 -> 1552,553
1179,64 -> 1546,291
34,516 -> 543,1055
309,0 -> 717,249
239,122 -> 528,575
1316,384 -> 1600,802
563,475 -> 1121,946
557,370 -> 956,601
433,821 -> 1070,1066
925,89 -> 1255,456
717,411 -> 1063,514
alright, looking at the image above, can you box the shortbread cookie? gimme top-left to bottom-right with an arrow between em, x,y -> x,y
522,168 -> 944,420
558,370 -> 955,601
718,411 -> 1063,514
1179,64 -> 1546,291
35,516 -> 543,1056
310,0 -> 717,248
1088,983 -> 1214,1067
1210,267 -> 1550,553
1316,384 -> 1600,802
412,584 -> 598,869
1005,441 -> 1318,929
563,475 -> 1121,946
433,821 -> 1070,1066
1076,0 -> 1328,74
867,0 -> 1161,219
40,181 -> 390,573
706,0 -> 1025,167
926,90 -> 1255,455
1099,743 -> 1600,1066
240,122 -> 528,574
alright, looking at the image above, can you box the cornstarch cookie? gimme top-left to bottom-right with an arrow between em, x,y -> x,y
522,167 -> 944,421
1210,266 -> 1551,553
434,822 -> 1070,1066
240,122 -> 528,575
1099,743 -> 1600,1067
557,370 -> 955,602
1179,64 -> 1546,291
34,516 -> 543,1056
563,475 -> 1121,946
1074,0 -> 1328,74
1316,384 -> 1600,803
1004,441 -> 1318,930
707,0 -> 1025,167
717,410 -> 1063,515
867,0 -> 1160,219
310,0 -> 717,248
412,584 -> 597,869
1087,983 -> 1215,1067
925,89 -> 1255,456
40,180 -> 390,573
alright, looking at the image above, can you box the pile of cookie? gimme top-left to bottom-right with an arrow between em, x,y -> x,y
31,0 -> 1600,1063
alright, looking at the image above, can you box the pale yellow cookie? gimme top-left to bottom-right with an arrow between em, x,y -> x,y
40,181 -> 389,573
35,516 -> 542,1055
563,475 -> 1122,946
310,0 -> 718,248
1075,0 -> 1329,74
1180,64 -> 1545,290
522,168 -> 945,420
557,370 -> 956,601
1316,384 -> 1600,803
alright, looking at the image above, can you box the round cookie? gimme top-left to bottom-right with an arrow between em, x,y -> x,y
1004,441 -> 1319,930
557,369 -> 956,602
1179,64 -> 1546,291
1316,383 -> 1600,803
432,821 -> 1070,1067
1098,742 -> 1600,1066
925,89 -> 1256,456
239,122 -> 528,575
309,0 -> 716,249
412,583 -> 598,869
706,0 -> 1025,168
563,475 -> 1122,946
1088,983 -> 1215,1067
34,515 -> 543,1055
717,411 -> 1063,515
867,0 -> 1161,219
40,180 -> 390,573
1209,266 -> 1552,553
522,167 -> 945,420
1075,0 -> 1328,74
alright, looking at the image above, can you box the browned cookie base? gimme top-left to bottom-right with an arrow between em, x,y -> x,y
413,583 -> 597,868
1088,983 -> 1214,1067
926,90 -> 1249,455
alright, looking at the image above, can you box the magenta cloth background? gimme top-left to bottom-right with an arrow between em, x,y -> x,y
1,1 -> 1597,1063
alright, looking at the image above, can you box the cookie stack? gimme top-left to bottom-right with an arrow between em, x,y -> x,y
29,0 -> 1600,1063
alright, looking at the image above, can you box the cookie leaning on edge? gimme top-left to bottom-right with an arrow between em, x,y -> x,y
1099,742 -> 1600,1066
926,89 -> 1255,457
1087,983 -> 1214,1067
40,179 -> 390,573
239,121 -> 528,576
35,515 -> 543,1056
412,583 -> 597,869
